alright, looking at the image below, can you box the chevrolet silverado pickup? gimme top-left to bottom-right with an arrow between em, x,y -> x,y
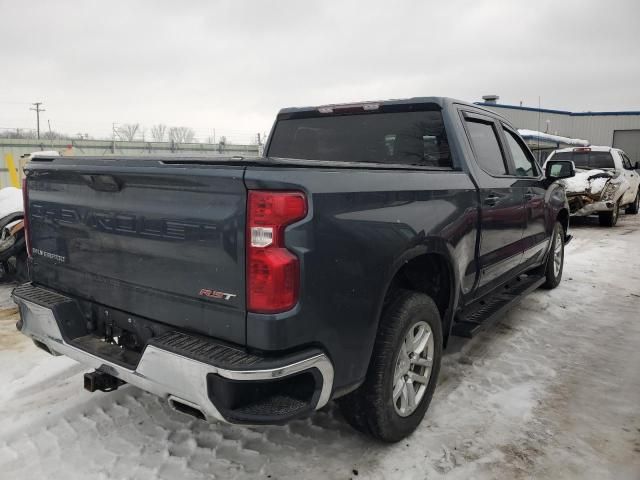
14,97 -> 575,442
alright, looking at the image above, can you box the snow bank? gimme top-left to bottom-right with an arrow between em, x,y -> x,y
0,187 -> 23,217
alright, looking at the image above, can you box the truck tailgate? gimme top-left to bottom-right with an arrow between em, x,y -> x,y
26,160 -> 247,345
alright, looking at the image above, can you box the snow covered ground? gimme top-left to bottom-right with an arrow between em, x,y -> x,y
1,215 -> 639,480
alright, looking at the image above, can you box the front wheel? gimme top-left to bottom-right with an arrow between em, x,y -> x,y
540,221 -> 564,290
626,190 -> 640,215
599,201 -> 620,227
338,290 -> 442,442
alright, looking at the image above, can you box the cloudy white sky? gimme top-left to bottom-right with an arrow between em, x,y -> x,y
1,0 -> 639,142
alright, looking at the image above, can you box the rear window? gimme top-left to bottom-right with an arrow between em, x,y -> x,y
552,151 -> 615,169
267,109 -> 452,168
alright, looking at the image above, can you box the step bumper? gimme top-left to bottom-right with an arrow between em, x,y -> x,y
13,283 -> 334,425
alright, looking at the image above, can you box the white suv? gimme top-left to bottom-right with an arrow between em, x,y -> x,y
545,146 -> 640,226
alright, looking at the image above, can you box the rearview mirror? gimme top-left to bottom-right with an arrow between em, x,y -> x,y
545,160 -> 575,180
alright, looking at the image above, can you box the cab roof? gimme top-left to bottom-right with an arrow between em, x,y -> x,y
553,146 -> 619,154
277,96 -> 503,118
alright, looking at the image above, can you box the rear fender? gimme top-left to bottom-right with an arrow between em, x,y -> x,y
376,238 -> 460,346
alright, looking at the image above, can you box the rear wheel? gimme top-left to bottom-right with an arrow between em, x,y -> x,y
626,190 -> 640,215
338,290 -> 442,442
539,221 -> 564,290
599,201 -> 620,227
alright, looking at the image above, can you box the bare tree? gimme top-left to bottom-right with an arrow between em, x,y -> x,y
168,126 -> 196,144
0,128 -> 36,139
217,135 -> 227,153
151,124 -> 167,142
115,123 -> 140,141
45,130 -> 79,140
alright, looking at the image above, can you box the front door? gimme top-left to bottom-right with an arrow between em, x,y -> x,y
501,126 -> 548,267
619,151 -> 640,205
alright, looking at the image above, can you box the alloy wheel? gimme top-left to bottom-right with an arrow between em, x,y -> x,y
392,321 -> 435,417
553,227 -> 563,278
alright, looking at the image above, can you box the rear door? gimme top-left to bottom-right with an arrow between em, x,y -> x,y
460,111 -> 526,291
500,125 -> 549,268
27,159 -> 247,345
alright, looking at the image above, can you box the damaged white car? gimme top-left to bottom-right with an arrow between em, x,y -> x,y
545,146 -> 640,226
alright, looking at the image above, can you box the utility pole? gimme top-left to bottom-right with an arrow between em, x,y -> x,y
30,102 -> 45,139
111,122 -> 118,153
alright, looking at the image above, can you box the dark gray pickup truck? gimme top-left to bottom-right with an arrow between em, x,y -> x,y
14,97 -> 575,441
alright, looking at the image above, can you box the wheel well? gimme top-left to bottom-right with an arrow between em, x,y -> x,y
557,208 -> 569,236
384,253 -> 452,338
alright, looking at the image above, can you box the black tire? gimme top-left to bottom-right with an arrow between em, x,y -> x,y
338,290 -> 442,442
539,221 -> 564,290
626,190 -> 640,215
599,201 -> 620,227
13,250 -> 29,282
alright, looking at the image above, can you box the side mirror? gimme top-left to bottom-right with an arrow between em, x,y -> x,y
634,161 -> 639,170
545,160 -> 575,180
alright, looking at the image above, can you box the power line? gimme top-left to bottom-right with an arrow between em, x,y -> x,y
30,102 -> 45,139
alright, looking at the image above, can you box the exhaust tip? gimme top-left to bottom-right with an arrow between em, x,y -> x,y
168,396 -> 206,420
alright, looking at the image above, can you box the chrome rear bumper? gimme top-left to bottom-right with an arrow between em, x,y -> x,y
14,290 -> 333,424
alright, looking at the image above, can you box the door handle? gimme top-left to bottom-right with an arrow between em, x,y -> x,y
484,194 -> 500,206
524,192 -> 534,200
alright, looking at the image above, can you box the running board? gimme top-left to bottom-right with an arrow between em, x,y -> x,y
451,274 -> 545,338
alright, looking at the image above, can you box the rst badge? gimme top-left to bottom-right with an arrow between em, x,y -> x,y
199,288 -> 237,301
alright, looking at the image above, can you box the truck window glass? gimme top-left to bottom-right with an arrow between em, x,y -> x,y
504,129 -> 537,177
268,110 -> 452,168
464,119 -> 507,175
552,151 -> 615,169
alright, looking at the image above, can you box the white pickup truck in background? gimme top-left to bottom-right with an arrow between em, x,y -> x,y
545,146 -> 640,226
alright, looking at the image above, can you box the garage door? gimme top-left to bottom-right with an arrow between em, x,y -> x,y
613,129 -> 640,165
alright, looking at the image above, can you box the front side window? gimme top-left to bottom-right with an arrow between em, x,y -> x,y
464,119 -> 507,175
504,129 -> 538,177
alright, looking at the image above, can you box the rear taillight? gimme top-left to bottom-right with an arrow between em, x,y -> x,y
22,177 -> 32,258
247,190 -> 307,313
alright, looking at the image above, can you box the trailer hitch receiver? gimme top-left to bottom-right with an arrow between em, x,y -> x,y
84,370 -> 125,392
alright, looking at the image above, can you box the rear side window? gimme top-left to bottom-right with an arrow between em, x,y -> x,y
552,151 -> 615,169
267,109 -> 452,168
504,129 -> 538,177
464,119 -> 507,175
